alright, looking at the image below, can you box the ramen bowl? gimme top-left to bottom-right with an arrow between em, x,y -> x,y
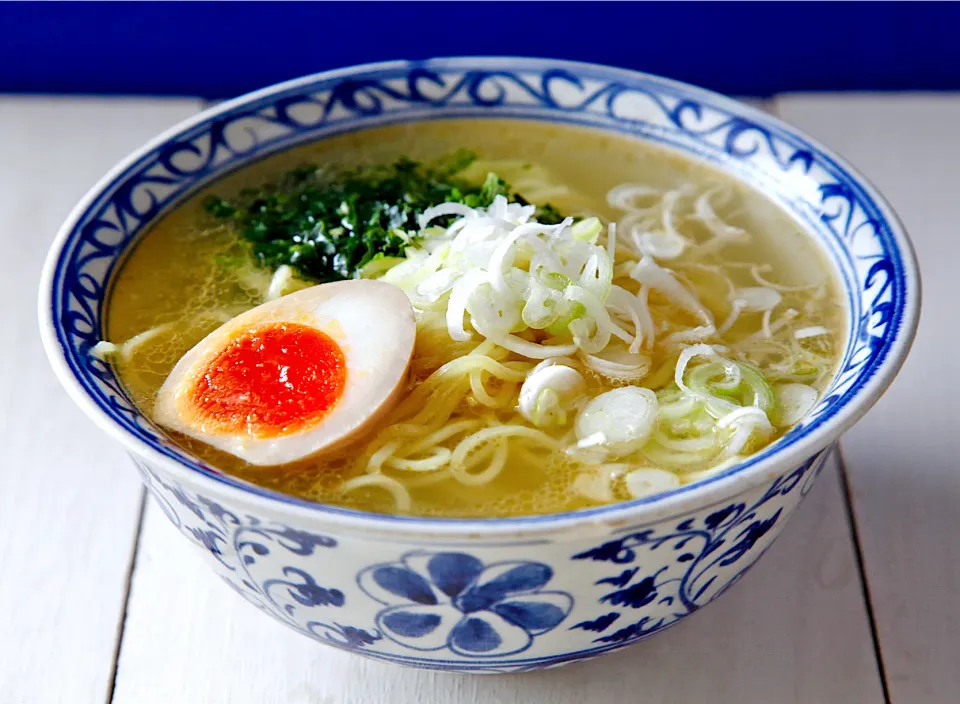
39,58 -> 919,673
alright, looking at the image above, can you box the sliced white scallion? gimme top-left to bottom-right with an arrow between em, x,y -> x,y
653,186 -> 693,259
642,442 -> 720,468
737,363 -> 776,413
657,393 -> 700,420
359,256 -> 406,280
674,345 -> 742,418
607,285 -> 654,352
416,269 -> 461,303
675,345 -> 722,397
693,189 -> 747,245
750,264 -> 823,292
794,325 -> 830,340
571,464 -> 631,503
419,202 -> 477,229
624,468 -> 681,499
488,333 -> 578,360
575,387 -> 658,456
265,264 -> 310,301
577,247 -> 614,300
630,255 -> 715,327
736,308 -> 799,346
633,230 -> 686,260
606,222 -> 617,262
391,198 -> 623,359
465,282 -> 524,338
574,431 -> 608,451
517,362 -> 586,427
732,286 -> 782,313
89,341 -> 120,360
572,471 -> 615,503
773,383 -> 818,426
265,265 -> 293,300
652,428 -> 718,453
564,286 -> 613,354
717,300 -> 743,334
580,343 -> 651,382
606,183 -> 661,211
521,277 -> 564,329
662,325 -> 718,346
445,270 -> 488,341
572,217 -> 602,243
716,406 -> 774,456
90,323 -> 174,363
761,308 -> 774,338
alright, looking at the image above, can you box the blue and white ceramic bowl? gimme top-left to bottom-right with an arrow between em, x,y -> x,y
39,58 -> 919,673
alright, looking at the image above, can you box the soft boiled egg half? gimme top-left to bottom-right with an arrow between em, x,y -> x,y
154,280 -> 416,466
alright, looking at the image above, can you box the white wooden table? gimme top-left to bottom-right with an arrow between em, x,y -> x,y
0,94 -> 952,704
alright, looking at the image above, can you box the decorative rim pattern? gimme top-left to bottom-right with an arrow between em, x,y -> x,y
39,57 -> 920,536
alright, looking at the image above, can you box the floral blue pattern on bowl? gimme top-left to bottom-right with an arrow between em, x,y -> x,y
359,552 -> 573,657
40,57 -> 919,673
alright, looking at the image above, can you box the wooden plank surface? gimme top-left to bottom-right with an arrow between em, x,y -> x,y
777,94 -> 960,704
0,97 -> 201,704
112,455 -> 883,704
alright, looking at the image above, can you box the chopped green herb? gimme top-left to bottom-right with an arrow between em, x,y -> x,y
203,151 -> 563,282
512,193 -> 563,225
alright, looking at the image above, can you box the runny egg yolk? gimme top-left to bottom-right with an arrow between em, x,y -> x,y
190,323 -> 346,437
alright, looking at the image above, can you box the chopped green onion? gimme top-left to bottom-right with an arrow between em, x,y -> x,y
546,301 -> 587,336
572,217 -> 602,243
359,255 -> 406,279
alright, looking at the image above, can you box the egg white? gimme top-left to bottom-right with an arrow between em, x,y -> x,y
154,280 -> 416,466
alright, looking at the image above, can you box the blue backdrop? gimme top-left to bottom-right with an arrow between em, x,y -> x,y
3,2 -> 959,99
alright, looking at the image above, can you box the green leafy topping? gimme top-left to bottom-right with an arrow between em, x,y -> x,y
203,150 -> 564,282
